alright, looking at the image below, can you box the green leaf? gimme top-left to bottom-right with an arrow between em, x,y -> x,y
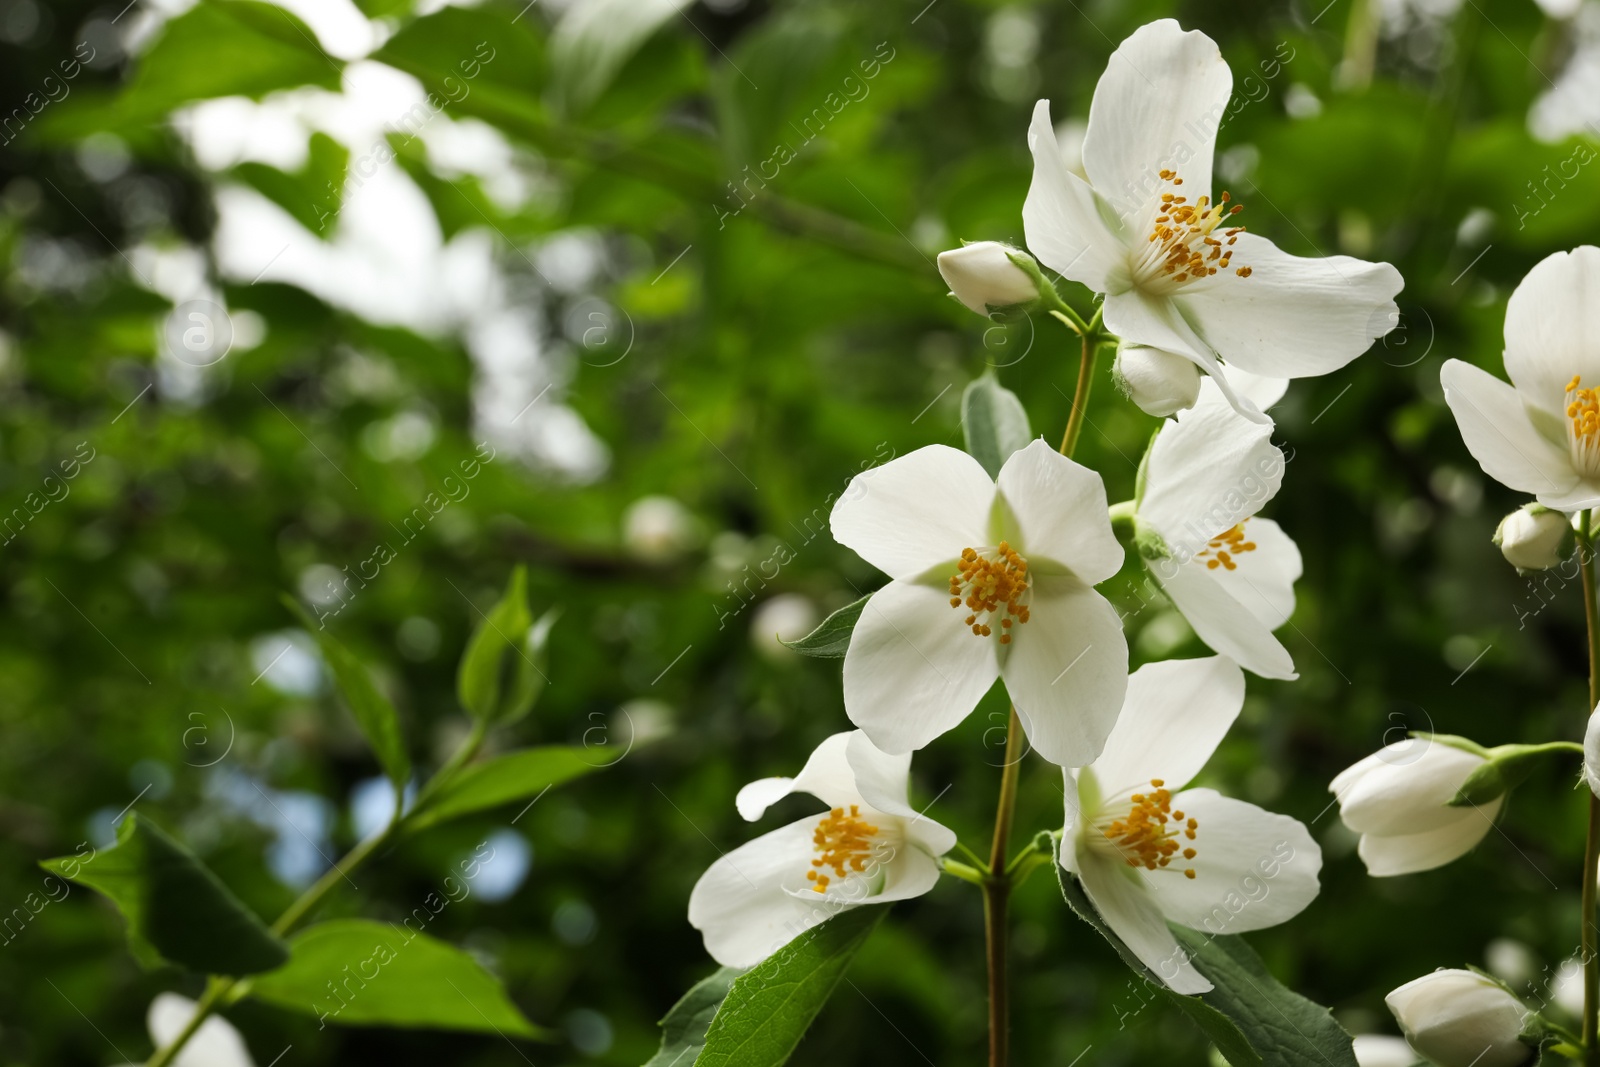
1056,860 -> 1357,1066
550,0 -> 686,113
355,0 -> 412,16
646,967 -> 742,1067
231,132 -> 348,238
249,919 -> 547,1036
695,907 -> 883,1067
961,372 -> 1032,479
372,4 -> 546,100
780,594 -> 869,658
284,596 -> 410,791
118,1 -> 341,119
456,567 -> 552,726
41,814 -> 289,976
407,746 -> 606,831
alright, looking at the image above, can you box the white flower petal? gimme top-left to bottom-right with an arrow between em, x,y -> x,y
994,439 -> 1123,583
1440,358 -> 1576,500
1224,366 -> 1290,412
148,994 -> 256,1067
1103,289 -> 1268,425
1146,789 -> 1321,935
1076,849 -> 1212,994
1001,574 -> 1129,767
1152,558 -> 1297,680
1138,390 -> 1284,550
1022,100 -> 1127,292
1356,800 -> 1502,877
1503,246 -> 1600,419
842,732 -> 959,856
1080,19 -> 1231,226
689,818 -> 852,967
1350,1034 -> 1422,1067
1200,517 -> 1301,631
1088,656 -> 1244,795
1587,708 -> 1600,799
735,732 -> 861,821
843,578 -> 1000,753
830,444 -> 995,580
1534,479 -> 1600,513
1174,233 -> 1404,378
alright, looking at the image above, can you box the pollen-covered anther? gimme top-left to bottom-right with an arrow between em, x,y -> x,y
1101,777 -> 1199,878
806,805 -> 880,893
1140,172 -> 1250,289
1566,375 -> 1600,477
1198,523 -> 1257,571
948,542 -> 1032,643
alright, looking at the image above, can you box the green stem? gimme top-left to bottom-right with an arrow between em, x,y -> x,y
1059,332 -> 1100,459
143,722 -> 491,1066
983,706 -> 1024,1067
1579,510 -> 1599,1066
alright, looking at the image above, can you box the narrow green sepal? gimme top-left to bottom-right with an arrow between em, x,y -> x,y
1443,739 -> 1584,808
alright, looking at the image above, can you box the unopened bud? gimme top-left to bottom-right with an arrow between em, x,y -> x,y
936,242 -> 1039,315
1493,503 -> 1570,571
1112,344 -> 1201,417
1385,969 -> 1533,1067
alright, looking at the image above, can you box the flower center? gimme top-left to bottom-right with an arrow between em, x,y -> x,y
948,542 -> 1032,644
1098,779 -> 1198,878
1197,523 -> 1257,571
806,805 -> 881,894
1566,376 -> 1600,477
1133,170 -> 1251,292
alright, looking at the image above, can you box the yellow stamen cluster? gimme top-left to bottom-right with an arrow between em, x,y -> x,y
1147,170 -> 1250,284
948,543 -> 1031,644
1102,778 -> 1198,879
1569,375 -> 1600,443
1198,523 -> 1257,571
807,805 -> 880,893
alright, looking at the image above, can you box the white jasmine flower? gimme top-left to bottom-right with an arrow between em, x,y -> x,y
832,440 -> 1128,767
1441,246 -> 1600,512
1023,20 -> 1403,420
688,731 -> 955,968
115,994 -> 256,1067
1060,656 -> 1322,994
1134,378 -> 1300,678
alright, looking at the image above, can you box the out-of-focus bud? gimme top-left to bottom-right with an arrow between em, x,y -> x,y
623,495 -> 699,562
749,593 -> 819,663
936,241 -> 1039,315
1385,969 -> 1533,1067
1584,706 -> 1600,799
1112,343 -> 1202,417
1493,503 -> 1571,571
1350,1034 -> 1422,1067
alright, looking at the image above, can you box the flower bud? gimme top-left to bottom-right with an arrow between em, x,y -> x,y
1584,705 -> 1600,799
1385,969 -> 1532,1067
1329,738 -> 1500,876
936,242 -> 1039,315
623,495 -> 699,562
1493,503 -> 1571,570
1112,344 -> 1202,417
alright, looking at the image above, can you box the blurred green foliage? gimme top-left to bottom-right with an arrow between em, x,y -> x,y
2,0 -> 1599,1063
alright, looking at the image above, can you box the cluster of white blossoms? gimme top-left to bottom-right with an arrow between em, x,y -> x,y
684,9 -> 1431,1041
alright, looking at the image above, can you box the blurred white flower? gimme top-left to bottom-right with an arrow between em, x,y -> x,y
1385,969 -> 1531,1067
1023,20 -> 1402,421
119,994 -> 255,1067
1330,740 -> 1499,876
622,495 -> 698,562
1584,707 -> 1600,798
1352,1034 -> 1423,1067
1060,656 -> 1321,993
749,593 -> 819,662
688,731 -> 954,967
1441,247 -> 1600,512
831,440 -> 1128,767
936,242 -> 1039,315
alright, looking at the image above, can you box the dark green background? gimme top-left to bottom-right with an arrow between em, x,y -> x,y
2,0 -> 1597,1062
